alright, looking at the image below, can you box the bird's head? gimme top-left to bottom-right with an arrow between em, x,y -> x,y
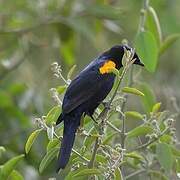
102,45 -> 144,69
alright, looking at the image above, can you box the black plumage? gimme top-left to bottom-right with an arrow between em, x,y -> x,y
56,45 -> 144,171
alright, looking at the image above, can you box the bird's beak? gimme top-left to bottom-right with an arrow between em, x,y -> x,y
134,58 -> 144,66
133,53 -> 144,66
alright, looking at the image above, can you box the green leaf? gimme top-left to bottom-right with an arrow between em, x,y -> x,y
125,152 -> 144,161
56,86 -> 67,95
135,30 -> 158,73
8,170 -> 24,180
73,168 -> 101,177
85,154 -> 107,164
103,132 -> 118,145
146,6 -> 162,46
39,147 -> 59,173
67,65 -> 76,80
0,90 -> 13,108
160,134 -> 172,144
60,38 -> 75,66
65,167 -> 87,180
25,129 -> 42,154
159,33 -> 180,56
114,167 -> 122,180
47,139 -> 60,152
176,159 -> 180,175
152,102 -> 161,114
46,105 -> 61,125
127,125 -> 153,139
139,83 -> 156,113
148,170 -> 168,180
8,84 -> 26,96
83,126 -> 97,151
156,143 -> 173,172
125,111 -> 143,120
95,155 -> 108,164
122,87 -> 145,96
171,147 -> 180,157
109,68 -> 119,76
0,154 -> 24,180
8,83 -> 27,96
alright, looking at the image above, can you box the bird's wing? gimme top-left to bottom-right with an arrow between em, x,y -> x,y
62,62 -> 103,114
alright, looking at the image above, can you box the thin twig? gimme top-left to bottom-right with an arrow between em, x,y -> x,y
105,159 -> 125,180
129,127 -> 170,152
121,114 -> 126,150
138,0 -> 150,33
107,121 -> 122,134
0,51 -> 28,80
108,65 -> 129,106
125,169 -> 146,179
0,16 -> 67,35
88,137 -> 99,168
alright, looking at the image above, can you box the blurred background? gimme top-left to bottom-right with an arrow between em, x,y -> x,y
0,0 -> 180,179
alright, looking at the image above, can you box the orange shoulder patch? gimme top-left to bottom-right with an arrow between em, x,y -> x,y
99,60 -> 116,74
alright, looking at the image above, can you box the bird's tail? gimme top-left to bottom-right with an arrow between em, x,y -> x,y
56,113 -> 81,172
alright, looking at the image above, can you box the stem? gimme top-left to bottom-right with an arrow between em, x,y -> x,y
59,73 -> 69,85
118,60 -> 135,176
119,66 -> 134,118
129,127 -> 169,152
138,0 -> 150,33
125,169 -> 146,179
107,121 -> 122,134
88,137 -> 99,168
121,114 -> 126,150
108,66 -> 128,106
105,160 -> 125,180
0,51 -> 28,80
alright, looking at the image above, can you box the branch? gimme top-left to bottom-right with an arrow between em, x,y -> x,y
138,0 -> 150,33
88,137 -> 99,168
0,51 -> 28,80
129,127 -> 170,152
125,169 -> 146,180
121,113 -> 126,150
0,16 -> 68,35
107,121 -> 122,134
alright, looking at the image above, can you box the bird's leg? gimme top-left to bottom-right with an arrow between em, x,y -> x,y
77,114 -> 85,134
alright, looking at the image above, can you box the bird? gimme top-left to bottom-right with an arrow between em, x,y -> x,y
56,44 -> 144,171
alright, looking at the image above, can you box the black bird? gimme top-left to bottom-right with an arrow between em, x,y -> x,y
56,45 -> 144,171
